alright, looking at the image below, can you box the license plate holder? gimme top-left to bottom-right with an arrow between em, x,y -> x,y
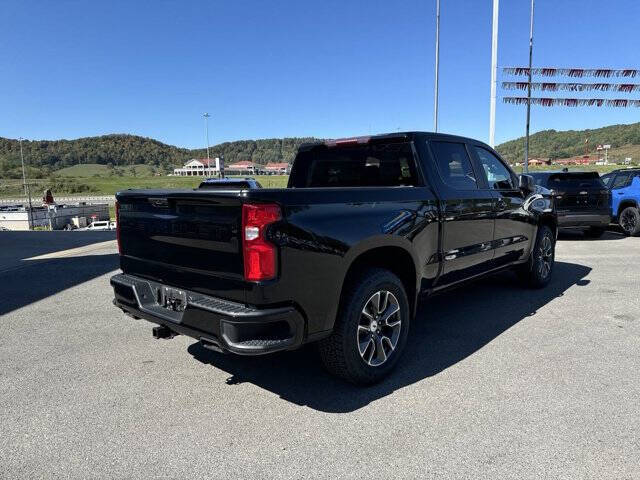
160,286 -> 187,312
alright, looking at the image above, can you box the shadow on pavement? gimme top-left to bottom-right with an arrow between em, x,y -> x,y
0,231 -> 116,267
188,261 -> 591,413
0,254 -> 119,315
557,229 -> 625,241
0,231 -> 118,315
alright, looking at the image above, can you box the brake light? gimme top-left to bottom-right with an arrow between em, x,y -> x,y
242,203 -> 281,281
115,201 -> 122,255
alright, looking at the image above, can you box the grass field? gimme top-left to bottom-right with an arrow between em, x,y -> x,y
55,163 -> 156,177
0,162 -> 635,199
0,174 -> 290,198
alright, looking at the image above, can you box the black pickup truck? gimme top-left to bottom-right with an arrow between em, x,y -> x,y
111,132 -> 557,384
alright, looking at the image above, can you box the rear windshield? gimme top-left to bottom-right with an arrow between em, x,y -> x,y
530,173 -> 551,186
289,142 -> 419,188
547,172 -> 605,189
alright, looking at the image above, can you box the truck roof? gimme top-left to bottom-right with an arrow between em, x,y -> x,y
298,131 -> 492,152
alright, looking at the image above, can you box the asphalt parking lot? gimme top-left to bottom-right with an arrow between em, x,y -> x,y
1,230 -> 638,479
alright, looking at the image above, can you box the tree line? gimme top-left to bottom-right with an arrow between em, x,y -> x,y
0,134 -> 321,179
2,122 -> 639,178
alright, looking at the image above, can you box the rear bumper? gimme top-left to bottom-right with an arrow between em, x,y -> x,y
110,273 -> 305,355
557,212 -> 611,228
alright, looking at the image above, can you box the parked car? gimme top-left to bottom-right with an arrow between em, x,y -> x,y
111,132 -> 557,384
109,221 -> 117,230
198,177 -> 262,190
78,220 -> 111,231
530,171 -> 611,238
600,168 -> 640,236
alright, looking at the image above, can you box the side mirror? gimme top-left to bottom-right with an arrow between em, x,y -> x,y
519,174 -> 535,193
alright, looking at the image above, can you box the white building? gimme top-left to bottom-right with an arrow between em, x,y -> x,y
173,158 -> 221,176
0,202 -> 109,231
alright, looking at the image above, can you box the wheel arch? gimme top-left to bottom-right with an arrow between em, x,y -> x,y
332,239 -> 420,330
617,199 -> 639,218
537,213 -> 558,239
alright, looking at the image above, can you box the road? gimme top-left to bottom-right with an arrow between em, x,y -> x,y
1,230 -> 638,479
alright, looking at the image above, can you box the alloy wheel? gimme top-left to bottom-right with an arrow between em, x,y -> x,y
537,234 -> 553,279
357,290 -> 402,367
621,209 -> 637,234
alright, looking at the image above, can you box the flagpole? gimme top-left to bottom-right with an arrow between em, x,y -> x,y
433,0 -> 440,132
524,0 -> 534,173
489,0 -> 499,147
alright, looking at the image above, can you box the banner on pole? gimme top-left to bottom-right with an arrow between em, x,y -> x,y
502,82 -> 640,92
503,97 -> 640,107
503,68 -> 638,78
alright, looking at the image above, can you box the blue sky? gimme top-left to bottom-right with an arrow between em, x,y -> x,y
1,0 -> 638,149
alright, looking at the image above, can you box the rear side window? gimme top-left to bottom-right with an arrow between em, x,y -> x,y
474,147 -> 516,190
548,173 -> 605,189
430,141 -> 478,190
611,173 -> 632,189
289,142 -> 419,188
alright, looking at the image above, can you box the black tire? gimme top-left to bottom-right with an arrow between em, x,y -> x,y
317,268 -> 410,385
585,226 -> 606,238
619,206 -> 640,236
516,225 -> 555,289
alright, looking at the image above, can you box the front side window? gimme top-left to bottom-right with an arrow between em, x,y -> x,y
474,147 -> 515,190
430,141 -> 478,190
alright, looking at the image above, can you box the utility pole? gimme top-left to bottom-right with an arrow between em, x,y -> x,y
19,137 -> 33,229
489,0 -> 499,147
203,113 -> 211,160
433,0 -> 440,132
524,0 -> 535,173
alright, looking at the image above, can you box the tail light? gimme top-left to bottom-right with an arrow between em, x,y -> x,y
115,201 -> 122,255
242,203 -> 281,281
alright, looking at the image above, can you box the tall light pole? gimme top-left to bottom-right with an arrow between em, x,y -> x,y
524,0 -> 535,173
489,0 -> 499,147
203,113 -> 211,160
19,137 -> 33,229
433,0 -> 440,132
19,137 -> 27,196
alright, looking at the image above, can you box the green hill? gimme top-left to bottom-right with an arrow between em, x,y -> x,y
496,122 -> 640,164
55,163 -> 156,177
3,123 -> 639,180
0,134 -> 321,179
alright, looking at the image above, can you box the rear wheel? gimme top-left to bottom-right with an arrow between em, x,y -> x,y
318,268 -> 410,385
517,225 -> 555,289
619,206 -> 640,236
585,226 -> 606,238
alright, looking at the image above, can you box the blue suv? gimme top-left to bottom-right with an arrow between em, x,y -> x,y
601,168 -> 640,236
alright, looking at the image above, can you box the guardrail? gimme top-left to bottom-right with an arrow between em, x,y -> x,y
0,195 -> 116,206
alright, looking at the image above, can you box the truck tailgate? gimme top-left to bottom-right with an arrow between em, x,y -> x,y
117,191 -> 246,302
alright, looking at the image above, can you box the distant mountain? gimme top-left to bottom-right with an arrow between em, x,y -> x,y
496,122 -> 640,163
0,134 -> 321,179
3,122 -> 639,179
